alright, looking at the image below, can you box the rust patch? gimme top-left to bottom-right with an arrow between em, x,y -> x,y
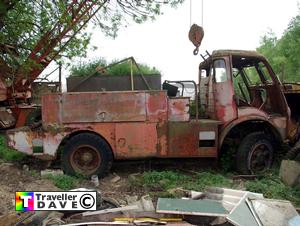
168,98 -> 190,121
146,91 -> 168,122
115,122 -> 157,159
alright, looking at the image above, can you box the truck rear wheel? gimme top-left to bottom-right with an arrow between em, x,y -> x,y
236,132 -> 273,174
62,133 -> 113,178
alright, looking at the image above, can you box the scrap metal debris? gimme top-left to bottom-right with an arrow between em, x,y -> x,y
3,186 -> 299,226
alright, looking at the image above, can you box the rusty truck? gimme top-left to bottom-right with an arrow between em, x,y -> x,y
7,49 -> 300,177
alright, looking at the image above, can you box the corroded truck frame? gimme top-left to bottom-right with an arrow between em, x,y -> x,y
7,50 -> 297,174
7,91 -> 220,161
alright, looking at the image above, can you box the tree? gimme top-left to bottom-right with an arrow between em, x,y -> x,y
257,9 -> 300,82
0,0 -> 184,87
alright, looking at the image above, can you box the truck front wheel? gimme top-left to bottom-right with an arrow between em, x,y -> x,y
236,132 -> 274,174
62,133 -> 113,178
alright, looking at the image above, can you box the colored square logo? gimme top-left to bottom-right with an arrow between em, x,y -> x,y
15,192 -> 34,211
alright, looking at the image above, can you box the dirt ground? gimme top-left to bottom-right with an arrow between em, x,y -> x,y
0,162 -> 59,215
0,158 -> 216,216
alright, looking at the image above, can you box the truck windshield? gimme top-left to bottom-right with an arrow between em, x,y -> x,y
243,62 -> 273,85
231,56 -> 275,108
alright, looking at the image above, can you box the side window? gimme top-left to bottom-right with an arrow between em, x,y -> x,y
214,59 -> 227,83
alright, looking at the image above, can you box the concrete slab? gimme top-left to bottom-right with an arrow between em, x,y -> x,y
279,160 -> 300,187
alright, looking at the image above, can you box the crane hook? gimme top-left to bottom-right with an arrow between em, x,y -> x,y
188,24 -> 204,55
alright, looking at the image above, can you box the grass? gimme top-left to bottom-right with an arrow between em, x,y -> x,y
70,58 -> 160,77
43,174 -> 78,190
245,171 -> 300,205
0,135 -> 25,161
135,170 -> 300,206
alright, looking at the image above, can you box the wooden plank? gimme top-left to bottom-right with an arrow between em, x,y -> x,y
156,198 -> 228,217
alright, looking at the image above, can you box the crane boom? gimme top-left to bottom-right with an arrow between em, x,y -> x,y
0,0 -> 106,128
13,0 -> 105,92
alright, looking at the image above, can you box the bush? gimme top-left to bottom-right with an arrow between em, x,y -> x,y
70,58 -> 160,77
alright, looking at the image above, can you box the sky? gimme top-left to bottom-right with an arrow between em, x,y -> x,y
44,0 -> 299,89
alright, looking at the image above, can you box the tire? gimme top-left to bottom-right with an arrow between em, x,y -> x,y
62,133 -> 113,177
236,132 -> 273,174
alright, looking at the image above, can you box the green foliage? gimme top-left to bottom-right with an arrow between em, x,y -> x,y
0,0 -> 183,81
28,170 -> 40,178
138,169 -> 299,206
257,9 -> 300,82
70,58 -> 107,77
184,172 -> 233,191
245,171 -> 300,206
0,135 -> 25,161
141,170 -> 232,193
70,58 -> 160,77
44,174 -> 77,190
143,171 -> 188,190
220,145 -> 236,172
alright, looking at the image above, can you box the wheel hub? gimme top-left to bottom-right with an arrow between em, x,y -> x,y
249,143 -> 272,173
70,145 -> 101,176
81,151 -> 93,163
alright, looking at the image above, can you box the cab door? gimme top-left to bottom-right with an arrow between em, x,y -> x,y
211,57 -> 237,123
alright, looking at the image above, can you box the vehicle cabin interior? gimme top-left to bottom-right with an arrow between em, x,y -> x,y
199,54 -> 288,118
231,55 -> 287,116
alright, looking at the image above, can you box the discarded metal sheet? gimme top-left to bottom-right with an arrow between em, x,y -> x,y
289,215 -> 300,226
250,198 -> 298,226
226,193 -> 261,226
156,198 -> 228,217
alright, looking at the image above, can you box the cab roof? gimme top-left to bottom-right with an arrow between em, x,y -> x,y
200,49 -> 267,68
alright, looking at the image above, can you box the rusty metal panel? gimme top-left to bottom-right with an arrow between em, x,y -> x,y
207,76 -> 216,119
167,120 -> 219,158
7,129 -> 34,155
7,127 -> 44,155
168,121 -> 199,157
42,132 -> 64,157
61,92 -> 146,123
214,79 -> 237,122
42,93 -> 61,125
168,97 -> 190,122
157,120 -> 168,156
145,91 -> 168,122
115,123 -> 157,159
214,56 -> 237,122
14,107 -> 37,128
